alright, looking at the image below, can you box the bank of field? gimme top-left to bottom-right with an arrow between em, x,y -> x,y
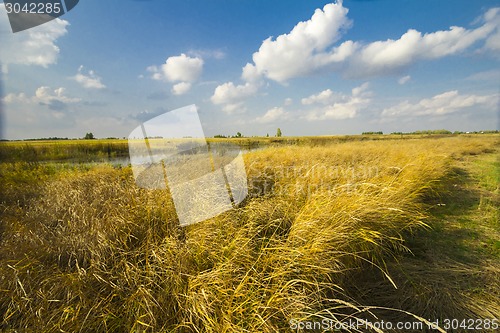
0,134 -> 457,162
0,135 -> 498,332
0,139 -> 130,162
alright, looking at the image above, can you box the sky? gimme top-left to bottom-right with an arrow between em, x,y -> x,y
0,0 -> 499,140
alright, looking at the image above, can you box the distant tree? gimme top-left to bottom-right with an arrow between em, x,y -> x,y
276,128 -> 282,137
84,132 -> 95,140
235,132 -> 242,138
413,129 -> 451,135
362,131 -> 383,135
266,133 -> 269,137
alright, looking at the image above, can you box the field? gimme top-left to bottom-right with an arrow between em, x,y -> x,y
0,134 -> 463,162
0,135 -> 499,332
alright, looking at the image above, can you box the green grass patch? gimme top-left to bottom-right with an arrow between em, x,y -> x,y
348,146 -> 500,330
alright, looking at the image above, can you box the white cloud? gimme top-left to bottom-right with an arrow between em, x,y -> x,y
148,53 -> 204,82
36,86 -> 80,104
210,82 -> 259,105
343,6 -> 500,77
465,69 -> 500,81
0,4 -> 69,68
71,66 -> 106,89
284,98 -> 293,106
305,83 -> 371,121
481,8 -> 500,53
148,54 -> 204,96
256,107 -> 289,123
345,20 -> 498,78
381,90 -> 499,117
211,3 -> 499,117
239,2 -> 500,82
244,1 -> 352,83
221,102 -> 247,115
4,86 -> 80,112
302,89 -> 337,105
241,63 -> 261,82
398,75 -> 411,85
352,83 -> 371,97
4,86 -> 79,104
171,82 -> 192,95
188,49 -> 226,60
3,92 -> 30,104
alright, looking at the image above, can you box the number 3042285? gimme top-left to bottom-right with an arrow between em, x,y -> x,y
5,2 -> 63,15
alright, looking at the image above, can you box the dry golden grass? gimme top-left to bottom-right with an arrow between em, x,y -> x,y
0,135 -> 498,332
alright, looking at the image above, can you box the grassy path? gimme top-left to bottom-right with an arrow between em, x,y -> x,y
426,151 -> 499,261
353,149 -> 500,332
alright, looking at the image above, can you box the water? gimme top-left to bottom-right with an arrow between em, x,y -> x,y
43,145 -> 265,167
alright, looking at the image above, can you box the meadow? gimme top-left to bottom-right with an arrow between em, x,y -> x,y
0,135 -> 498,332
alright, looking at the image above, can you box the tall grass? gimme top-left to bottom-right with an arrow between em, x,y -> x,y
0,136 -> 498,331
0,133 -> 475,162
0,140 -> 129,162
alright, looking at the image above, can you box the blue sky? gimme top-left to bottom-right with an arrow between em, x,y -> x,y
1,0 -> 499,139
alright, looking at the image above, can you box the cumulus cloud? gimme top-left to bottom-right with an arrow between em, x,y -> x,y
4,86 -> 80,112
241,63 -> 261,82
240,2 -> 500,83
148,53 -> 203,95
210,82 -> 259,105
72,66 -> 106,89
4,86 -> 79,104
148,53 -> 203,82
211,2 -> 499,116
305,83 -> 371,121
243,1 -> 352,83
35,86 -> 80,104
3,92 -> 30,104
381,90 -> 499,117
0,4 -> 69,69
210,81 -> 260,113
256,107 -> 289,123
302,89 -> 338,105
171,82 -> 192,95
345,18 -> 498,78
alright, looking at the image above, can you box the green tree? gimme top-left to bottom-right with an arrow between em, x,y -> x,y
84,132 -> 95,140
276,128 -> 282,137
235,132 -> 242,138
